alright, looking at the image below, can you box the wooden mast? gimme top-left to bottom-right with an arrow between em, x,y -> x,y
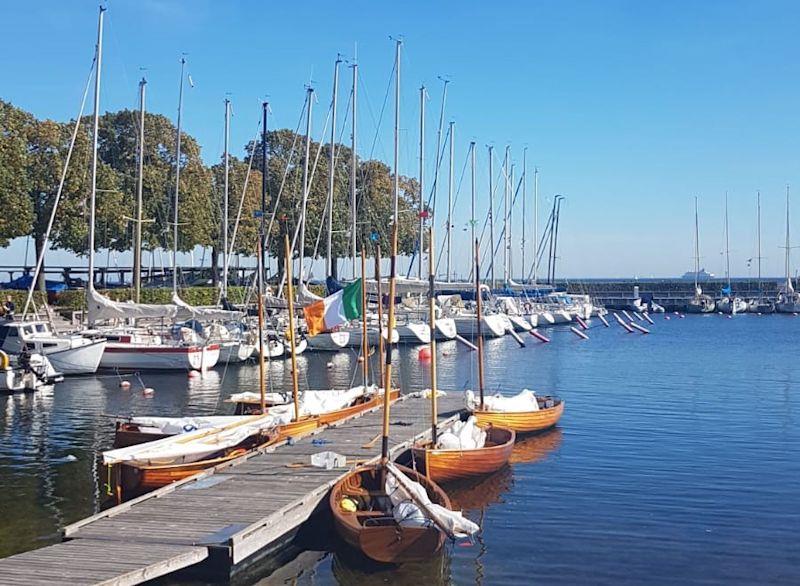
361,245 -> 369,388
133,77 -> 146,303
381,38 -> 402,465
474,238 -> 485,409
376,244 -> 384,385
428,227 -> 438,443
284,234 -> 301,422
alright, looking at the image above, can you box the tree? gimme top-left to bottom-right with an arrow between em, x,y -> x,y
0,101 -> 34,247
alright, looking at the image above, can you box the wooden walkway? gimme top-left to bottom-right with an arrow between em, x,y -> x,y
0,394 -> 465,585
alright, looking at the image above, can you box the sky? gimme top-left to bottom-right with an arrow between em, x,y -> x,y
3,0 -> 800,279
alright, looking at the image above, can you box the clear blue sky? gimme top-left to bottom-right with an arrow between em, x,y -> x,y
3,0 -> 800,279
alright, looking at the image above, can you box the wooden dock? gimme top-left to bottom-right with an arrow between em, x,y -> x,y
0,393 -> 465,585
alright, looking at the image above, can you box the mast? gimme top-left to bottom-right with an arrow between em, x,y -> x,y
533,166 -> 539,283
694,196 -> 700,293
521,149 -> 526,283
87,5 -> 105,309
757,190 -> 762,295
298,87 -> 314,285
785,185 -> 792,292
724,192 -> 731,292
284,234 -> 301,422
376,244 -> 384,384
172,57 -> 186,296
381,38 -> 402,466
361,245 -> 369,389
474,238 -> 485,408
256,238 -> 267,414
350,63 -> 358,279
488,146 -> 495,288
261,102 -> 269,280
222,97 -> 231,299
509,163 -> 515,280
428,227 -> 438,444
503,146 -> 510,285
392,40 -> 401,224
446,121 -> 454,281
432,79 -> 449,234
133,76 -> 146,303
418,85 -> 425,281
326,56 -> 341,277
470,141 -> 476,266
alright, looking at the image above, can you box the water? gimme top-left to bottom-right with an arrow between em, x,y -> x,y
2,314 -> 800,584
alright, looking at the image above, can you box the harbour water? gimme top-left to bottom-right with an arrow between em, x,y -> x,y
2,314 -> 799,584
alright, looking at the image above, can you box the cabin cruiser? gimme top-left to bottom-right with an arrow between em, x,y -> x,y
0,319 -> 106,375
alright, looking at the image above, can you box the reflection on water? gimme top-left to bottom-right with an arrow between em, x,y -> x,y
330,546 -> 451,586
3,316 -> 800,585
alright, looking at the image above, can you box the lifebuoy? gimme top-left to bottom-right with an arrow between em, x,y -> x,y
0,350 -> 8,370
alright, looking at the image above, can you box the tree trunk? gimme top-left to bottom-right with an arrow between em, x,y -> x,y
210,246 -> 219,288
34,234 -> 46,296
331,255 -> 338,281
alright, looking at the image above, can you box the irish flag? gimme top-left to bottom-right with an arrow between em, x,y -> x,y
303,279 -> 363,336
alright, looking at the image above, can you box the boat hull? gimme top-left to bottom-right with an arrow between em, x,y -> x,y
396,322 -> 431,344
507,315 -> 532,332
330,464 -> 450,564
99,343 -> 220,371
411,425 -> 515,484
433,317 -> 457,340
219,340 -> 256,363
471,400 -> 564,434
44,338 -> 106,375
453,315 -> 506,338
307,330 -> 351,351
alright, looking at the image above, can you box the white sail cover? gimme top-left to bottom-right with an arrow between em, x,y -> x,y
385,462 -> 480,538
126,415 -> 245,435
466,389 -> 540,412
435,416 -> 487,450
171,293 -> 243,322
228,386 -> 373,416
103,413 -> 290,467
88,287 -> 180,323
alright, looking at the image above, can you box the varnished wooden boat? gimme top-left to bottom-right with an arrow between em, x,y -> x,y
471,396 -> 564,434
410,425 -> 515,484
115,429 -> 277,501
330,463 -> 451,564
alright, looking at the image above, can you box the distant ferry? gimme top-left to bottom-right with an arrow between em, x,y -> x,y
681,268 -> 715,281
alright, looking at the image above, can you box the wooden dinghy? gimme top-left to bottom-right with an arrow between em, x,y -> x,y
411,424 -> 515,484
330,463 -> 451,564
471,396 -> 564,434
411,232 -> 516,485
229,388 -> 400,421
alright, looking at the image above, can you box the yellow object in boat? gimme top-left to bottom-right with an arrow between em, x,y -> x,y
340,497 -> 358,512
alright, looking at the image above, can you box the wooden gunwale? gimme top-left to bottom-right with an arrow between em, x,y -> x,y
471,399 -> 564,433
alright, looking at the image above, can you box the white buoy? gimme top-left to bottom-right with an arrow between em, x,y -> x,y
188,370 -> 199,378
531,329 -> 551,343
633,311 -> 644,321
643,312 -> 655,325
598,314 -> 610,327
664,315 -> 671,321
630,322 -> 650,334
570,326 -> 589,340
119,380 -> 131,389
143,387 -> 155,396
622,310 -> 634,321
327,362 -> 333,369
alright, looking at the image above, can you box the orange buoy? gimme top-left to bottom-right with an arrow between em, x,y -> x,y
418,346 -> 432,360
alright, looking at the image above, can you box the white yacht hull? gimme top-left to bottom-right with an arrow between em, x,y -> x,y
45,339 -> 107,375
218,340 -> 256,363
775,301 -> 800,313
717,297 -> 748,315
433,317 -> 457,340
552,310 -> 573,324
344,327 -> 399,347
453,314 -> 507,338
307,330 -> 351,351
396,322 -> 431,344
507,315 -> 533,332
100,343 -> 220,371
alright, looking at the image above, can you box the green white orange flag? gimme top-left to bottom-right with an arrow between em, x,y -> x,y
303,279 -> 362,337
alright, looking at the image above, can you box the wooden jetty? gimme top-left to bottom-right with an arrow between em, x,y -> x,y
0,394 -> 465,585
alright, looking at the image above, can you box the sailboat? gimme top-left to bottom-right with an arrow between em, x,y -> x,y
410,229 -> 515,484
775,186 -> 800,313
717,193 -> 747,314
331,41 -> 477,563
684,197 -> 716,313
77,12 -> 219,371
467,238 -> 564,432
748,191 -> 774,313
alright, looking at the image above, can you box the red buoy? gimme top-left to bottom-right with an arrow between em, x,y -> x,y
418,346 -> 432,361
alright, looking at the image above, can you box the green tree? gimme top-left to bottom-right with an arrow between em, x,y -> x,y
0,101 -> 35,247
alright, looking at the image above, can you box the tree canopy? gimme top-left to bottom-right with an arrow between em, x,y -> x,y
0,99 -> 423,278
